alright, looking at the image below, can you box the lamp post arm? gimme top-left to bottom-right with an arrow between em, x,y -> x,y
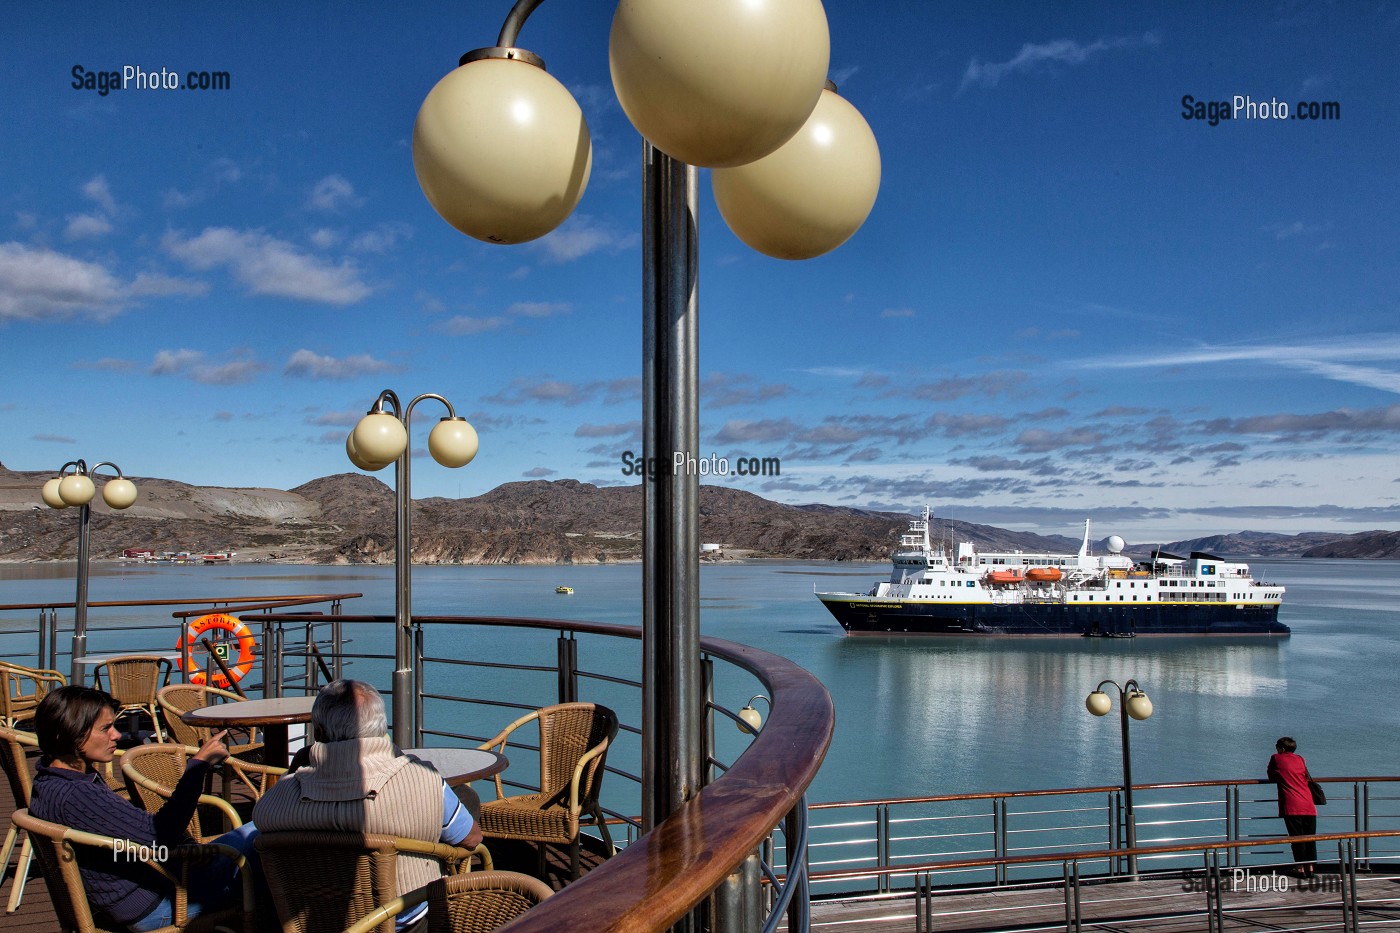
495,0 -> 548,48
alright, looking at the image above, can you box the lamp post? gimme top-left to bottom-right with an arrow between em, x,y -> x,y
1086,678 -> 1154,876
41,460 -> 138,683
412,0 -> 879,850
347,390 -> 478,747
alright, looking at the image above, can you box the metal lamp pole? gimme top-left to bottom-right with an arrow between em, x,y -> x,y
348,390 -> 477,747
1086,678 -> 1154,877
41,461 -> 138,683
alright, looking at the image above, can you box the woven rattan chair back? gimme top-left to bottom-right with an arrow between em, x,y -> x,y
120,744 -> 237,843
14,807 -> 249,933
479,702 -> 618,880
256,831 -> 404,933
11,808 -> 105,933
426,871 -> 553,933
94,656 -> 171,742
0,727 -> 37,911
0,662 -> 66,728
157,684 -> 216,747
536,703 -> 615,806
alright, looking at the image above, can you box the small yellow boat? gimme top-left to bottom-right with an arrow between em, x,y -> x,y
555,585 -> 574,595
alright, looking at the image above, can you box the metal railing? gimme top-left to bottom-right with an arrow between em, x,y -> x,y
253,611 -> 833,933
793,777 -> 1400,895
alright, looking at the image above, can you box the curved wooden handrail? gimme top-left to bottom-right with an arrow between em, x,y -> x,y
0,593 -> 361,613
252,612 -> 836,933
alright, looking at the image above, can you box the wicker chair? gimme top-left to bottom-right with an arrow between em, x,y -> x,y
156,685 -> 277,801
0,661 -> 66,728
11,807 -> 254,933
477,702 -> 618,880
256,830 -> 491,933
92,655 -> 173,742
0,726 -> 38,912
120,745 -> 243,843
342,871 -> 553,933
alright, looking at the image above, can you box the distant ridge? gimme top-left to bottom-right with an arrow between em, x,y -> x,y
0,466 -> 1394,562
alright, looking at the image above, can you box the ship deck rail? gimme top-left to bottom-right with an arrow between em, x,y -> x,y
0,599 -> 834,933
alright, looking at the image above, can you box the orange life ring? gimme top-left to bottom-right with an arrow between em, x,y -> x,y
176,613 -> 256,688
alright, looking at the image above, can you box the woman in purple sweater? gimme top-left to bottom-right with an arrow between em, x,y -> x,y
28,686 -> 257,931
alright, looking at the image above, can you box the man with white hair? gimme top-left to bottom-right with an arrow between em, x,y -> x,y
253,680 -> 481,926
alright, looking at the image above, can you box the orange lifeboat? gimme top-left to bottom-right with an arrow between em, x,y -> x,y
1025,567 -> 1062,583
985,570 -> 1024,585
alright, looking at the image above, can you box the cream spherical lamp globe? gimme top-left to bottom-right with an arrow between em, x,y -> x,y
1126,690 -> 1154,721
1085,690 -> 1112,717
737,704 -> 763,734
414,53 -> 592,245
713,86 -> 880,259
58,473 -> 96,507
42,478 -> 69,509
609,0 -> 830,167
352,413 -> 408,465
428,418 -> 479,469
102,478 -> 138,510
346,433 -> 391,472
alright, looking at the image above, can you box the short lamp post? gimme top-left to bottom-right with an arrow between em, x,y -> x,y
41,461 -> 138,683
347,390 -> 478,747
1086,679 -> 1154,877
411,0 -> 879,861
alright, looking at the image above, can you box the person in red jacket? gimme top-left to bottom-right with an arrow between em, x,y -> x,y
1267,736 -> 1317,875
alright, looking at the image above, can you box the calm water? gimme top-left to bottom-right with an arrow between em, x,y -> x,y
1,557 -> 1395,804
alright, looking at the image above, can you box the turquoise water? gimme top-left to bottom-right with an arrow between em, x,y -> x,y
1,558 -> 1395,805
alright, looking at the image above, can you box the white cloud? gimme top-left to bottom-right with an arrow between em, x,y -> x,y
307,174 -> 360,212
349,223 -> 412,253
507,301 -> 569,318
163,227 -> 372,305
437,315 -> 508,335
536,214 -> 636,262
65,213 -> 112,239
309,228 -> 340,250
960,32 -> 1160,91
82,175 -> 117,214
0,242 -> 123,321
284,348 -> 397,380
150,348 -> 265,384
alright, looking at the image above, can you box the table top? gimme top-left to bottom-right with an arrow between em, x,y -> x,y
404,747 -> 509,785
182,694 -> 316,727
75,652 -> 181,664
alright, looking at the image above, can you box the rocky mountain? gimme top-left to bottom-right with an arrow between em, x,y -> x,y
3,464 -> 1397,562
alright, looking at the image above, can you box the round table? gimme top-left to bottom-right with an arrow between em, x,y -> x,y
182,695 -> 316,771
404,747 -> 509,786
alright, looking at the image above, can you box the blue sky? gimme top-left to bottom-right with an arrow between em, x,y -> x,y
2,2 -> 1398,541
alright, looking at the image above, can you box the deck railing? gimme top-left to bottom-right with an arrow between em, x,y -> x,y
253,612 -> 835,933
795,777 -> 1400,895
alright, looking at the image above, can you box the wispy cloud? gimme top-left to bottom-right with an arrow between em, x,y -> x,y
437,315 -> 508,336
960,32 -> 1161,92
486,377 -> 639,407
535,214 -> 637,263
283,349 -> 398,380
163,227 -> 372,305
150,348 -> 266,385
307,174 -> 361,212
1079,336 -> 1400,395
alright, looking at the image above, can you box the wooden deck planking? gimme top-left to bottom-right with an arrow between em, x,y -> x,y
808,873 -> 1400,932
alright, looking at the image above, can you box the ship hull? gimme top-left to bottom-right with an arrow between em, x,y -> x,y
818,595 -> 1288,636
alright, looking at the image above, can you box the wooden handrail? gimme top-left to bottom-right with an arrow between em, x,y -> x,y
0,593 -> 361,613
253,612 -> 836,933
